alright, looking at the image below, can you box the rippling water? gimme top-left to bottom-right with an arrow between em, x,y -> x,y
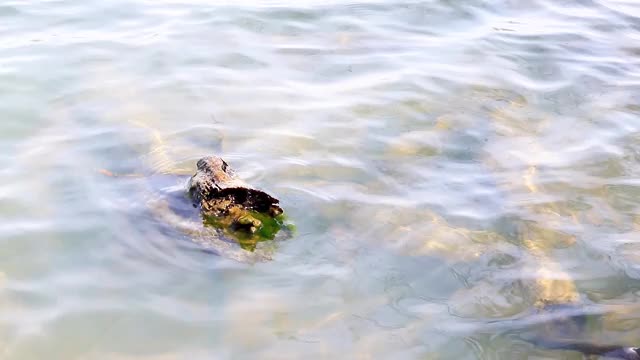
2,0 -> 640,359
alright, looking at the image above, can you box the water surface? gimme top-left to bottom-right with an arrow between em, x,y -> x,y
1,0 -> 640,359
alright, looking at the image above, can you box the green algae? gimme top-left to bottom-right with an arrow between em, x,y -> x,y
204,210 -> 294,251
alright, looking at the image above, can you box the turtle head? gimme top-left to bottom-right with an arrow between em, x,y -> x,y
188,156 -> 234,207
195,155 -> 234,184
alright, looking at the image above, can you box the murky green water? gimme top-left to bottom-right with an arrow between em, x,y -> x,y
2,0 -> 640,359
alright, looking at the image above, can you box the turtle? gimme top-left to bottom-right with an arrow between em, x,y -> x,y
97,122 -> 293,264
105,153 -> 294,264
79,64 -> 292,262
518,303 -> 640,359
466,299 -> 639,359
186,155 -> 291,249
441,215 -> 640,358
439,221 -> 640,359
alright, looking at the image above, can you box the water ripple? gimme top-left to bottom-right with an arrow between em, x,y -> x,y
1,0 -> 640,358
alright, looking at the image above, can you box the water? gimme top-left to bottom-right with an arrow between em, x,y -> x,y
2,0 -> 640,359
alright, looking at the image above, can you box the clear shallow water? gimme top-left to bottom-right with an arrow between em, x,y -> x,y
2,0 -> 640,359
